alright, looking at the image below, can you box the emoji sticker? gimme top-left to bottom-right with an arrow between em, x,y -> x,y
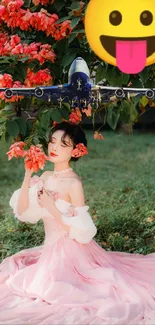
85,0 -> 155,74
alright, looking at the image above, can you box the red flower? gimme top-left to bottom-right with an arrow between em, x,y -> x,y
32,0 -> 54,5
6,141 -> 27,160
24,145 -> 49,172
0,73 -> 13,87
72,143 -> 88,158
7,142 -> 49,173
69,107 -> 82,124
53,121 -> 59,127
94,131 -> 104,140
24,68 -> 52,87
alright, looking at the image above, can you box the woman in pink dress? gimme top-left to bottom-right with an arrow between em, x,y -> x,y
0,121 -> 155,325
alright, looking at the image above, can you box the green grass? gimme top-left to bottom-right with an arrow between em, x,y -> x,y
0,130 -> 155,262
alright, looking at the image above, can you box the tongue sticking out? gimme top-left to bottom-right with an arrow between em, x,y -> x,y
116,40 -> 147,74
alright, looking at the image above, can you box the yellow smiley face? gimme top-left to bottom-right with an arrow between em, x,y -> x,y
85,0 -> 155,74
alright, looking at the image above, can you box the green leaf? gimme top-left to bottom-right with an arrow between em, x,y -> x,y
23,0 -> 31,7
0,122 -> 6,136
130,77 -> 142,88
69,2 -> 81,10
129,101 -> 138,122
61,52 -> 77,67
14,117 -> 27,136
71,29 -> 85,34
70,17 -> 81,29
120,73 -> 130,85
0,59 -> 12,64
2,103 -> 13,111
56,16 -> 71,23
62,102 -> 70,110
0,129 -> 6,150
33,135 -> 40,145
107,104 -> 120,130
39,111 -> 51,130
95,65 -> 107,83
6,120 -> 19,137
140,96 -> 149,107
68,11 -> 74,16
50,109 -> 62,122
139,68 -> 149,85
119,100 -> 131,124
131,95 -> 141,105
68,32 -> 77,44
18,56 -> 30,63
54,0 -> 65,11
0,116 -> 8,123
26,120 -> 33,133
61,105 -> 70,120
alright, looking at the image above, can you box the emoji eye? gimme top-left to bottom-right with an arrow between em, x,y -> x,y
140,11 -> 153,26
109,11 -> 122,26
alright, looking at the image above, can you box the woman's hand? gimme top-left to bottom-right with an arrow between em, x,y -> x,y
37,188 -> 56,211
24,169 -> 33,179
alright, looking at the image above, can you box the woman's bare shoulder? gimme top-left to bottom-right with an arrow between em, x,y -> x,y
69,170 -> 82,181
40,170 -> 53,181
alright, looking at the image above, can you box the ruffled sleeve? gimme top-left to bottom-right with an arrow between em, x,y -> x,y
9,177 -> 52,224
61,205 -> 97,244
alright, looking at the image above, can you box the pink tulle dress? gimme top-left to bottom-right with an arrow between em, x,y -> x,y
0,176 -> 155,324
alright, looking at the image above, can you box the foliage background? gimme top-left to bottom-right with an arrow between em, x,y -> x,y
0,0 -> 155,149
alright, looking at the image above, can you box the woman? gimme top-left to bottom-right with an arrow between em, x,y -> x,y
0,121 -> 155,325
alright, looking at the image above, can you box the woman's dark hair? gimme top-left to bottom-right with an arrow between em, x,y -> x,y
49,121 -> 87,161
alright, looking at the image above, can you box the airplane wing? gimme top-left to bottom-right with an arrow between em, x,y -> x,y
0,84 -> 76,103
91,85 -> 155,100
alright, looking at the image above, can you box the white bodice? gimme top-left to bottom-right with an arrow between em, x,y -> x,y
9,176 -> 97,245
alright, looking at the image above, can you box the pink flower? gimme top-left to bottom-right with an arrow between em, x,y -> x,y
82,104 -> 92,117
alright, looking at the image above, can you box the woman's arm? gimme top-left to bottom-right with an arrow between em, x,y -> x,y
16,170 -> 50,216
16,169 -> 32,215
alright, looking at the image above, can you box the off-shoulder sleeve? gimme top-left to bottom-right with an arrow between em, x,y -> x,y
9,178 -> 52,223
61,205 -> 97,244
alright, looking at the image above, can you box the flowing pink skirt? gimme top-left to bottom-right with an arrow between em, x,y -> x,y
0,235 -> 155,324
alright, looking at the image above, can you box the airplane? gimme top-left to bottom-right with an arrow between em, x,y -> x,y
0,57 -> 155,109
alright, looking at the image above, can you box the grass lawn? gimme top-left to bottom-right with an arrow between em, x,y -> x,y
0,130 -> 155,262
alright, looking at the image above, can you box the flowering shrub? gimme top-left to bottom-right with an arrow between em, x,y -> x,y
0,0 -> 154,150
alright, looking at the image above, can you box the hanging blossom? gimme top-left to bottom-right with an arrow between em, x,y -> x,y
24,145 -> 49,172
54,20 -> 72,40
94,131 -> 104,140
6,142 -> 49,173
69,108 -> 82,124
82,104 -> 92,117
0,33 -> 56,64
32,0 -> 54,5
6,141 -> 27,160
0,1 -> 72,40
24,68 -> 52,87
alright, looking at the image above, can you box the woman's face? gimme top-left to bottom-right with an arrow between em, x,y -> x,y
48,130 -> 74,163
